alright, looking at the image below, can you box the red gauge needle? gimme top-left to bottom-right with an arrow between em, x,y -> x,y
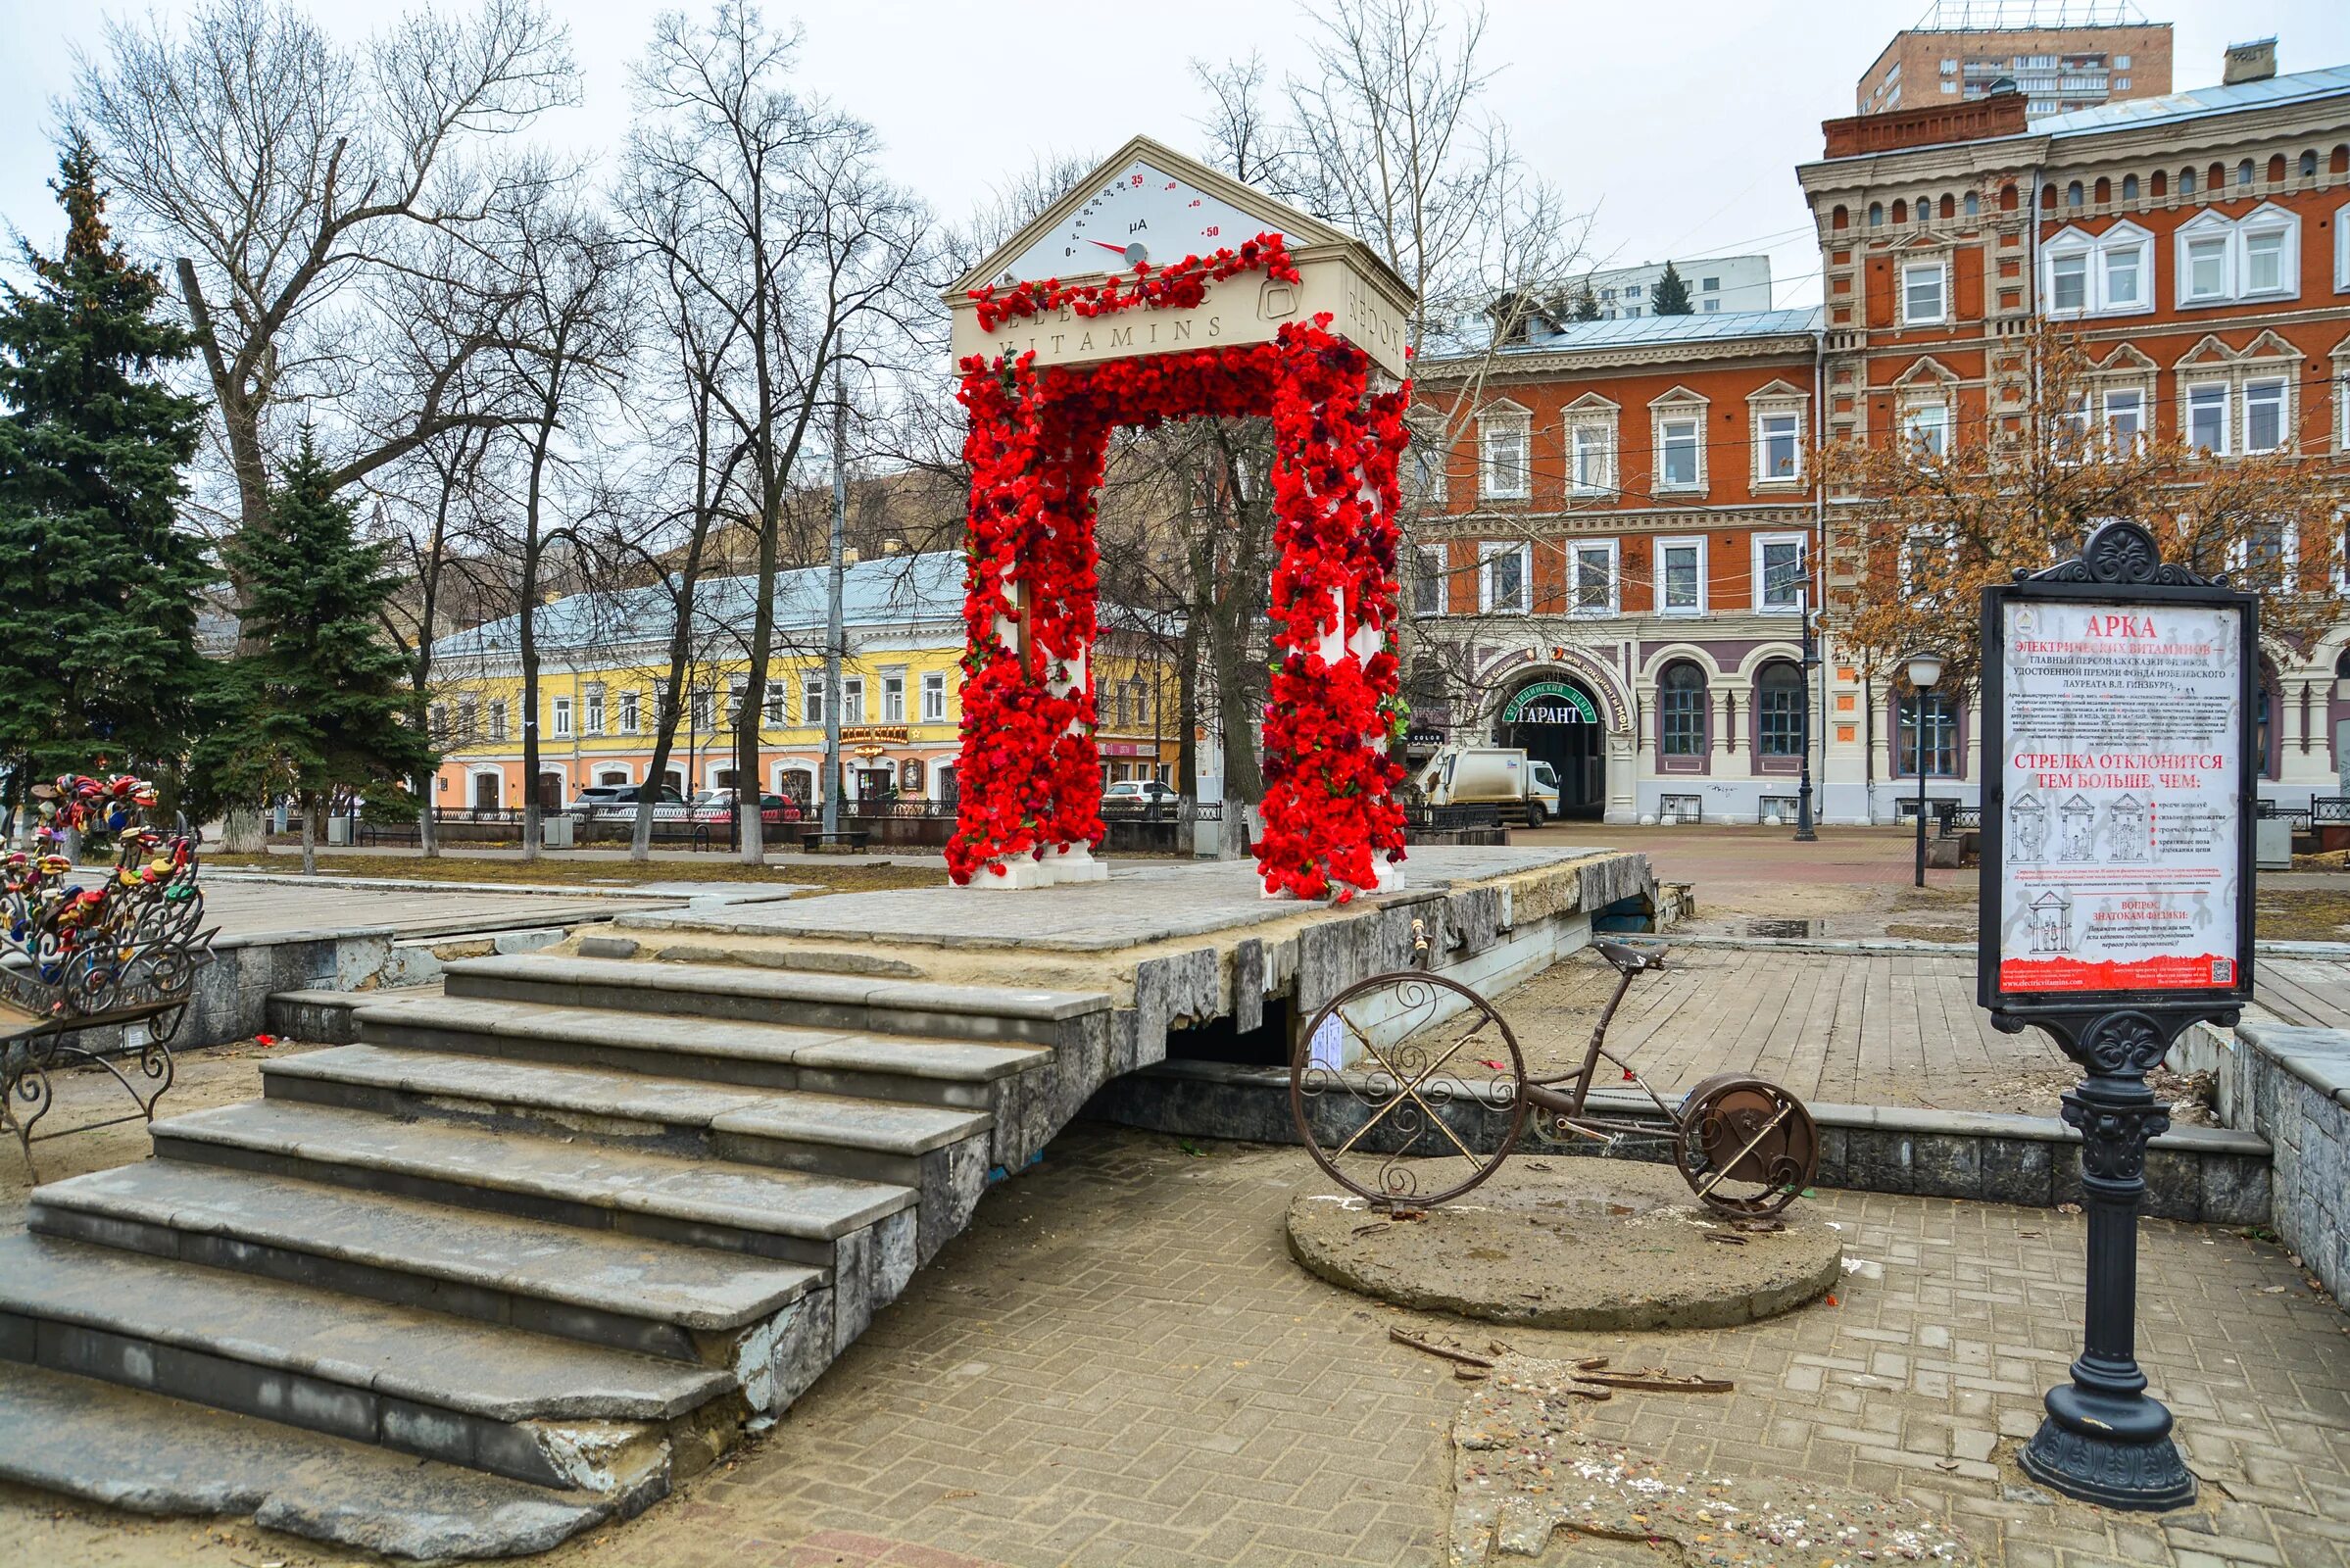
1085,239 -> 1130,252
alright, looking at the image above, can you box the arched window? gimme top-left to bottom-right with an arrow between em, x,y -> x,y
2150,171 -> 2167,198
1937,194 -> 1953,220
1898,688 -> 1959,777
1999,182 -> 2018,212
2300,151 -> 2319,178
1963,191 -> 1981,219
1659,662 -> 1708,758
2179,167 -> 2195,195
1756,662 -> 1804,757
2334,145 -> 2350,175
2122,173 -> 2139,202
2040,183 -> 2058,210
2066,181 -> 2084,208
2268,154 -> 2286,183
1892,198 -> 1908,223
2208,162 -> 2227,192
1868,202 -> 1884,228
1916,194 -> 1932,221
2236,159 -> 2255,188
2333,648 -> 2350,679
2093,176 -> 2111,204
1832,204 -> 1849,230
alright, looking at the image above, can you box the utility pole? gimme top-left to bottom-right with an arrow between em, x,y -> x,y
822,366 -> 847,839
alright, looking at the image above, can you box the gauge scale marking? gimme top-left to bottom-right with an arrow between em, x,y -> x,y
995,160 -> 1272,287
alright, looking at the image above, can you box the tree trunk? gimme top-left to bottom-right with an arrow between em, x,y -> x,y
417,780 -> 439,858
299,792 -> 318,876
221,806 -> 265,853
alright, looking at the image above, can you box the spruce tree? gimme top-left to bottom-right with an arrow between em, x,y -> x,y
1650,262 -> 1694,316
198,435 -> 434,872
1569,285 -> 1601,321
0,134 -> 209,816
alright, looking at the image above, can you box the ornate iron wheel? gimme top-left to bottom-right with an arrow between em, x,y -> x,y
1676,1073 -> 1819,1217
1289,970 -> 1529,1208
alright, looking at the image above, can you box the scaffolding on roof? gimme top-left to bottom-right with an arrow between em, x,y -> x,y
1908,0 -> 2151,30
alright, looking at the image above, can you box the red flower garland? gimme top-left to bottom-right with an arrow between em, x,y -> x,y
967,234 -> 1300,333
949,238 -> 1407,898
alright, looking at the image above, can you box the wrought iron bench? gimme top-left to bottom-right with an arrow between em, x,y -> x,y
1,775 -> 215,1172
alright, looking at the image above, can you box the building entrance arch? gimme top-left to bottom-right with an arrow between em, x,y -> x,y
945,135 -> 1413,899
1497,676 -> 1607,819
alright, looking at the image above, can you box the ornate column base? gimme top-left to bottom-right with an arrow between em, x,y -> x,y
2021,1378 -> 2197,1510
968,857 -> 1053,890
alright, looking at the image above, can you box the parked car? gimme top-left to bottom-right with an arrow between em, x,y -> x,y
689,788 -> 804,826
1103,779 -> 1179,806
567,783 -> 688,821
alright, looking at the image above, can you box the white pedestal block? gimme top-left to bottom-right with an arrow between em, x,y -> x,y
1044,844 -> 1108,883
969,856 -> 1053,890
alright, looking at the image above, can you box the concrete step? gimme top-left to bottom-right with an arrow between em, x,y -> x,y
346,991 -> 1055,1166
260,1045 -> 989,1256
441,952 -> 1110,1048
0,1232 -> 730,1494
151,1100 -> 918,1347
29,1161 -> 826,1380
0,1360 -> 613,1559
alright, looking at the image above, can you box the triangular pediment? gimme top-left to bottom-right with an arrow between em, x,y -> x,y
1746,378 -> 1809,402
1891,356 -> 1960,388
1562,391 -> 1620,414
1648,384 -> 1708,409
955,134 -> 1359,294
1479,396 -> 1533,417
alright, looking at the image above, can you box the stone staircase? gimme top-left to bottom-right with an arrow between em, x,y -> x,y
0,952 -> 1111,1558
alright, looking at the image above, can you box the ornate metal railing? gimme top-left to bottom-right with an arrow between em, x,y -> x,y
1,775 -> 214,1170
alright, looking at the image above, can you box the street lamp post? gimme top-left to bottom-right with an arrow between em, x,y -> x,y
1793,571 -> 1819,843
1908,649 -> 1943,889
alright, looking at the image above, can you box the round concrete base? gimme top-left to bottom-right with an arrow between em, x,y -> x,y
1286,1160 -> 1841,1331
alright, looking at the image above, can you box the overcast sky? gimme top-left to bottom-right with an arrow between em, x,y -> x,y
3,0 -> 2347,314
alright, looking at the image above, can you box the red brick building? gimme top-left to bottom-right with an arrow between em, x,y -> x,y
1414,51 -> 2350,824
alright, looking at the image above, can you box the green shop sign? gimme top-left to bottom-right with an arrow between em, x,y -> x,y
1501,680 -> 1597,725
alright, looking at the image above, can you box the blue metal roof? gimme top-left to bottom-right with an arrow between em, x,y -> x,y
1501,306 -> 1824,356
2032,65 -> 2350,139
433,550 -> 964,661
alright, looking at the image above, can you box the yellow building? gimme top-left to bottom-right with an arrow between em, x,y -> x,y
427,551 -> 1179,811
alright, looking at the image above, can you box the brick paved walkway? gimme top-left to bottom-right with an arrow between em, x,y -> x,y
1500,945 -> 2084,1114
2,1123 -> 2341,1567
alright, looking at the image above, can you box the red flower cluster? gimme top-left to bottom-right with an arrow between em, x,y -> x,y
947,262 -> 1408,900
967,234 -> 1301,333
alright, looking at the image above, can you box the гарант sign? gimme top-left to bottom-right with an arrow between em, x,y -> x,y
1990,600 -> 2245,998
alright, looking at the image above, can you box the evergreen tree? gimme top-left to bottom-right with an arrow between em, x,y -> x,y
0,134 -> 209,816
197,435 -> 434,872
1568,284 -> 1600,321
1649,262 -> 1694,316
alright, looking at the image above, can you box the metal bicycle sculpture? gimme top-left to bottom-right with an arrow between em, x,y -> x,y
1290,931 -> 1820,1216
0,775 -> 215,1171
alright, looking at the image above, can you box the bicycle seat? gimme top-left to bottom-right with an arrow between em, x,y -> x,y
1595,940 -> 1668,974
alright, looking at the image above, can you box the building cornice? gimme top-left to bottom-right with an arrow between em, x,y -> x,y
1418,334 -> 1820,382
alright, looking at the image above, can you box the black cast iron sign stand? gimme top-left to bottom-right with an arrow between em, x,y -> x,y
1977,519 -> 2257,1511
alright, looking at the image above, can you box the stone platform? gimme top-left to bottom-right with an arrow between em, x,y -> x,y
588,846 -> 1656,1070
1285,1161 -> 1841,1330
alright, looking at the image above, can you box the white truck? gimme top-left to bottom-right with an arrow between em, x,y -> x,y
1412,745 -> 1562,827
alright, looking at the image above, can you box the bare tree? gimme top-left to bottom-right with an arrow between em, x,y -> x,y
73,0 -> 576,533
625,4 -> 932,863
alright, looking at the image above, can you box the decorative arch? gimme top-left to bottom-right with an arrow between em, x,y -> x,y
947,135 -> 1415,900
1731,641 -> 1808,682
1473,647 -> 1632,733
1639,641 -> 1725,682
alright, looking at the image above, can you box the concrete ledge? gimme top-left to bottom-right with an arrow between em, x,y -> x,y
1085,1058 -> 2272,1224
2230,1021 -> 2350,1300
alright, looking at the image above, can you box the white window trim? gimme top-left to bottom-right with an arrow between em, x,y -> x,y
1898,395 -> 1953,461
1899,257 -> 1948,325
2337,202 -> 2350,294
1654,534 -> 1707,616
617,691 -> 641,735
1568,539 -> 1620,617
1478,540 -> 1531,614
1413,543 -> 1447,617
2099,382 -> 2151,455
2235,205 -> 2300,301
1751,531 -> 1809,614
801,677 -> 826,726
1405,419 -> 1449,508
465,765 -> 504,806
1750,402 -> 1806,487
2227,519 -> 2299,589
920,670 -> 949,723
2240,375 -> 2293,455
550,696 -> 573,740
1650,398 -> 1709,494
2040,222 -> 2153,318
2181,377 -> 2234,456
1566,416 -> 1617,498
1478,411 -> 1532,502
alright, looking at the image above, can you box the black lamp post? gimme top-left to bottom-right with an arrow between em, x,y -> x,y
1907,649 -> 1942,889
1793,573 -> 1819,843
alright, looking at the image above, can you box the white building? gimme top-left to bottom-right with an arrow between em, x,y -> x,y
1560,255 -> 1774,319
